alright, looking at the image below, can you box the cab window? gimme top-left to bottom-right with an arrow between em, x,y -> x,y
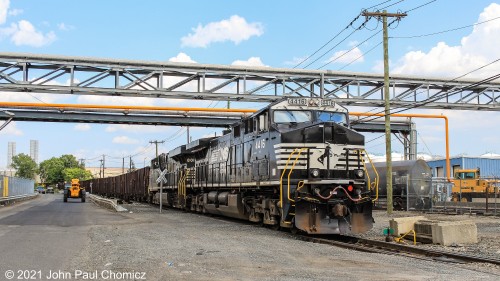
317,111 -> 347,124
273,110 -> 312,124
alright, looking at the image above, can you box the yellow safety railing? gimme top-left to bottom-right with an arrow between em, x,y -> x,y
358,149 -> 379,202
279,148 -> 306,208
287,148 -> 307,203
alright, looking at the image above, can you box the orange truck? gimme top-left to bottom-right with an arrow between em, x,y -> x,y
452,169 -> 497,202
63,178 -> 86,203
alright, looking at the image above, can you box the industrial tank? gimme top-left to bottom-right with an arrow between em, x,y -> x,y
367,159 -> 432,210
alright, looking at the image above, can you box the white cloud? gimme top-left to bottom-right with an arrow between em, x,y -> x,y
112,136 -> 140,145
1,20 -> 56,47
74,124 -> 91,131
231,57 -> 267,67
168,52 -> 196,63
0,121 -> 22,136
284,56 -> 308,66
392,3 -> 500,79
181,15 -> 264,48
105,124 -> 166,134
0,0 -> 9,24
326,47 -> 364,65
8,8 -> 22,16
57,23 -> 75,31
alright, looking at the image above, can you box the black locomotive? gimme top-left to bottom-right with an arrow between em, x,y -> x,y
84,97 -> 374,234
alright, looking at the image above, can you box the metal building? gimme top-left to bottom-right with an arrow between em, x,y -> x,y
30,140 -> 39,164
7,142 -> 15,168
427,156 -> 500,178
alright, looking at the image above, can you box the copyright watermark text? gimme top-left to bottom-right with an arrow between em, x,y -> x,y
4,269 -> 147,280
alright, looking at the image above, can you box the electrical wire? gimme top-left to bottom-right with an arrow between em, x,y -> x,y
338,41 -> 382,70
318,31 -> 381,69
404,0 -> 437,13
379,0 -> 405,10
392,16 -> 500,39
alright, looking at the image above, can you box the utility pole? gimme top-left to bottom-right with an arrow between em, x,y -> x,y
122,157 -> 125,174
102,154 -> 106,178
187,127 -> 190,143
150,140 -> 165,158
362,10 -> 406,214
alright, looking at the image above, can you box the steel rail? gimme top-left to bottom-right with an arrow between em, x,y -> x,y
299,234 -> 500,266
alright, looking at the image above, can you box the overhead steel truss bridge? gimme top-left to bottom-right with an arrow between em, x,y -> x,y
0,53 -> 499,110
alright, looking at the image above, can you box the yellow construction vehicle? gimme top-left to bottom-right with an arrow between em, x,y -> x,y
63,178 -> 86,203
452,168 -> 496,202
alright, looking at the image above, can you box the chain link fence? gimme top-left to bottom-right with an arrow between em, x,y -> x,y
0,175 -> 35,197
430,177 -> 499,215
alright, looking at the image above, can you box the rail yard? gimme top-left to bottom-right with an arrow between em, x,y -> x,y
2,1 -> 500,280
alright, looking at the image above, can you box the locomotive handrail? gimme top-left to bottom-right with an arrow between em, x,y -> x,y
279,148 -> 302,208
288,148 -> 307,203
358,149 -> 380,202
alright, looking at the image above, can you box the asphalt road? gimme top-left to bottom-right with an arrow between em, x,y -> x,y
0,194 -> 130,280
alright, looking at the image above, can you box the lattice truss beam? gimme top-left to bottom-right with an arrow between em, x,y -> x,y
0,53 -> 499,110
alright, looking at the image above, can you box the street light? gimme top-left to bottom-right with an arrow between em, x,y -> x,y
0,110 -> 15,132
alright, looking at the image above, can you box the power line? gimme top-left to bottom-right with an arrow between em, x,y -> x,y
318,31 -> 381,69
392,16 -> 500,39
404,0 -> 437,13
338,41 -> 382,70
303,17 -> 370,69
379,0 -> 406,10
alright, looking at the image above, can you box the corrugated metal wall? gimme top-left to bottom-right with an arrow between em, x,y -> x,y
0,175 -> 35,197
427,157 -> 500,178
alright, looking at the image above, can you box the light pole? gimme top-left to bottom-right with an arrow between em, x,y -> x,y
0,110 -> 15,132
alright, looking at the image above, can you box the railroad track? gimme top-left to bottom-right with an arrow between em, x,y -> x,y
298,234 -> 500,266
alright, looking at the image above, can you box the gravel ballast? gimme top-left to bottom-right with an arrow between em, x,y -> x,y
70,202 -> 500,280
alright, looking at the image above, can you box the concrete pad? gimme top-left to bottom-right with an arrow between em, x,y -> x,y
431,221 -> 478,246
389,216 -> 426,236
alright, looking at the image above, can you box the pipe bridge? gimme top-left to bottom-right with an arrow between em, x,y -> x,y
0,53 -> 499,110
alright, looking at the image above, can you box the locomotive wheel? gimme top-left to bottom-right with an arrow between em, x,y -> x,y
460,197 -> 468,202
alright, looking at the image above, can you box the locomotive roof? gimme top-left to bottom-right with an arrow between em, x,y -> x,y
232,97 -> 348,127
186,137 -> 216,153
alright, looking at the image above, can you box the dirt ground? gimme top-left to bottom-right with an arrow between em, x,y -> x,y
70,202 -> 500,281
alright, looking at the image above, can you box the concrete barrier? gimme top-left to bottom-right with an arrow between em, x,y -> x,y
431,221 -> 478,246
389,216 -> 426,235
89,194 -> 128,212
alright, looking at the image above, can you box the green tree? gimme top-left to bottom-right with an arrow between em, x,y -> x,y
39,157 -> 65,184
62,167 -> 93,183
60,154 -> 83,169
11,153 -> 37,179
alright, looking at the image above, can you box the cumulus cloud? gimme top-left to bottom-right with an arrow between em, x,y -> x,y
168,52 -> 196,63
392,3 -> 500,79
0,0 -> 8,24
231,57 -> 267,67
57,23 -> 75,31
326,47 -> 364,65
74,124 -> 91,131
8,8 -> 22,16
112,136 -> 140,145
181,15 -> 264,48
1,20 -> 56,47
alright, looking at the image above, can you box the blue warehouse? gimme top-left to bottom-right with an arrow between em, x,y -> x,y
427,156 -> 500,178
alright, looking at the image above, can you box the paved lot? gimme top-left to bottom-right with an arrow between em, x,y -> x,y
0,196 -> 499,281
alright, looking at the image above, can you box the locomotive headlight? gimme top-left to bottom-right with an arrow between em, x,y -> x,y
355,169 -> 365,178
310,169 -> 320,178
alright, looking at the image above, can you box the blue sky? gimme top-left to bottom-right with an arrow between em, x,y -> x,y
1,0 -> 500,169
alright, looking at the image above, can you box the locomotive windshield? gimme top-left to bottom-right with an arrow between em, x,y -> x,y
317,111 -> 347,124
273,110 -> 312,124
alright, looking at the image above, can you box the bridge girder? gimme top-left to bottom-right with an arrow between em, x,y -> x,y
0,53 -> 499,110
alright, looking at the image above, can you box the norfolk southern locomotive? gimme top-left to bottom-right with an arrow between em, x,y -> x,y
85,98 -> 375,234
